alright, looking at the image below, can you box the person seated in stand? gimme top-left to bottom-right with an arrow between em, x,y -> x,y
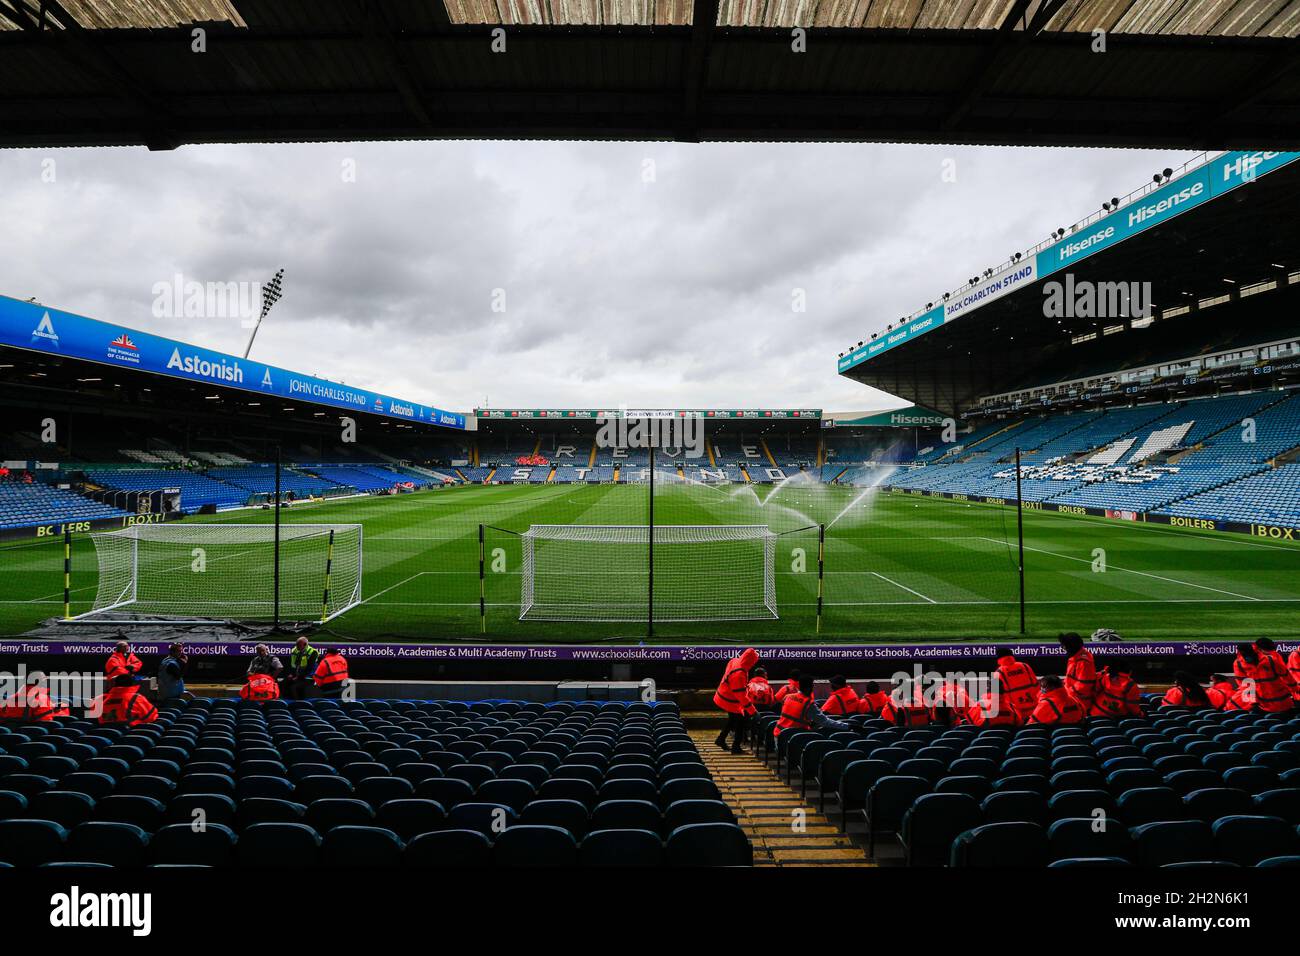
1161,671 -> 1227,710
773,669 -> 802,703
820,674 -> 860,716
993,647 -> 1040,721
856,681 -> 891,717
93,675 -> 158,726
747,666 -> 776,710
0,671 -> 69,721
772,675 -> 851,738
1088,662 -> 1142,718
931,677 -> 973,725
967,682 -> 1023,727
881,677 -> 932,727
1028,676 -> 1085,725
247,644 -> 283,679
1059,632 -> 1097,710
240,670 -> 281,702
1252,637 -> 1295,713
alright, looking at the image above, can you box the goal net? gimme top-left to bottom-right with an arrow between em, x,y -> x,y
70,523 -> 362,624
519,524 -> 776,622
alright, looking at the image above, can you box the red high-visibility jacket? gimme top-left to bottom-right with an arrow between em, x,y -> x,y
994,656 -> 1039,719
0,685 -> 69,721
1088,670 -> 1141,717
1028,687 -> 1085,725
932,681 -> 972,723
856,691 -> 891,716
747,676 -> 775,708
821,685 -> 860,716
240,673 -> 281,702
1161,685 -> 1228,710
713,648 -> 758,715
882,687 -> 931,727
773,692 -> 813,737
105,651 -> 143,681
1289,649 -> 1300,699
314,653 -> 350,689
774,678 -> 799,703
1064,648 -> 1098,708
967,692 -> 1022,727
1250,651 -> 1294,713
95,685 -> 158,726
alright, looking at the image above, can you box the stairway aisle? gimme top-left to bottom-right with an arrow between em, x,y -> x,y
689,730 -> 872,867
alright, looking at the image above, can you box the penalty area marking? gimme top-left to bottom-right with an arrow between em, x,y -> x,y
976,536 -> 1264,602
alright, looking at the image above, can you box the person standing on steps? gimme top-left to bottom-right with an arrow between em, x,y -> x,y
713,647 -> 759,753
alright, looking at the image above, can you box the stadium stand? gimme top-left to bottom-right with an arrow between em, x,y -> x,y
306,464 -> 432,492
876,390 -> 1300,524
755,694 -> 1300,867
207,466 -> 347,498
0,697 -> 750,868
87,469 -> 249,512
0,479 -> 132,531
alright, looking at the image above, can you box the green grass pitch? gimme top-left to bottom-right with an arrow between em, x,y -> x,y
2,480 -> 1298,642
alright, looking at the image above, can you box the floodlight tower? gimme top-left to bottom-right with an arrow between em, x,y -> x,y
243,268 -> 285,359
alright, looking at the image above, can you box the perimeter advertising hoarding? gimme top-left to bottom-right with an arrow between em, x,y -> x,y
0,294 -> 466,430
838,150 -> 1300,373
6,638 -> 1285,662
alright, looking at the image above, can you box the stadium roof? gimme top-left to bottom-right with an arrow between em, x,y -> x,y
0,293 -> 468,429
837,148 -> 1300,415
2,0 -> 1299,149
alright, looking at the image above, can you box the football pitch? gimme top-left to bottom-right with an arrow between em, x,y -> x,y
2,480 -> 1299,642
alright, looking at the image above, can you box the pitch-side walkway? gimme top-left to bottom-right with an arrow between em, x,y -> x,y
689,729 -> 871,867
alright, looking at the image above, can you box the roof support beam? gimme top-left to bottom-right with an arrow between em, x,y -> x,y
941,0 -> 1067,132
358,0 -> 437,129
678,0 -> 719,142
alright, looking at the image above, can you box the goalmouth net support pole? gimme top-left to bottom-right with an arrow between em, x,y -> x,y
63,528 -> 72,621
648,442 -> 654,640
817,523 -> 825,635
1016,446 -> 1026,635
320,529 -> 335,624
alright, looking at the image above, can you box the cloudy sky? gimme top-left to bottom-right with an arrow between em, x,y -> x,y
0,141 -> 1195,414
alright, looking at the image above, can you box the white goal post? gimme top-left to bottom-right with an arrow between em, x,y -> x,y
519,524 -> 777,623
67,523 -> 363,624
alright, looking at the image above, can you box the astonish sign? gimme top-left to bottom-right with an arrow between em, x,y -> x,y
0,294 -> 466,430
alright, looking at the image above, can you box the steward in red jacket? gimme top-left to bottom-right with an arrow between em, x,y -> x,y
1160,672 -> 1227,710
240,672 -> 281,702
93,676 -> 158,726
856,682 -> 891,716
105,642 -> 143,682
993,648 -> 1039,720
1088,664 -> 1142,717
967,692 -> 1022,727
820,675 -> 860,716
774,671 -> 801,703
747,667 -> 775,709
1028,677 -> 1085,725
713,647 -> 759,753
0,675 -> 69,721
881,680 -> 932,727
1252,639 -> 1295,713
1059,633 -> 1097,709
